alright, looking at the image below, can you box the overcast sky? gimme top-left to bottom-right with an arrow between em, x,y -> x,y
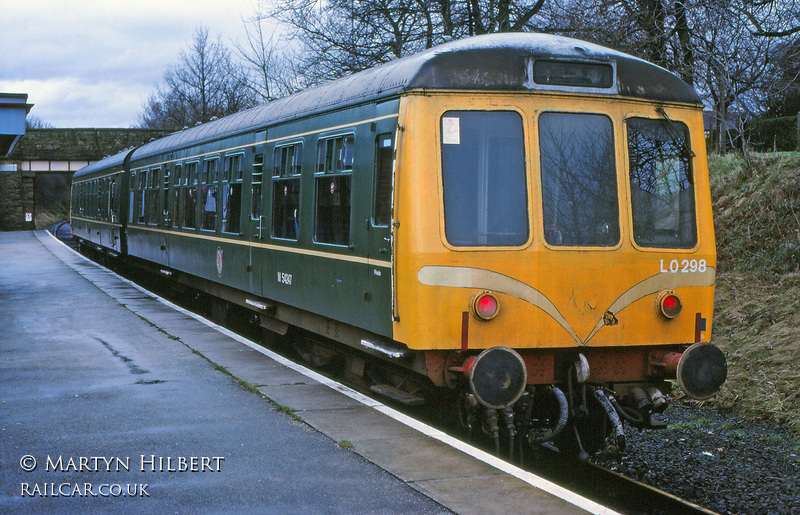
1,0 -> 269,128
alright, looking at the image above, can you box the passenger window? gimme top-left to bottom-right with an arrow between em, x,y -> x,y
99,179 -> 106,220
539,112 -> 619,247
128,173 -> 135,223
272,143 -> 302,240
148,168 -> 160,225
316,135 -> 354,173
201,159 -> 219,231
222,154 -> 243,234
172,165 -> 182,228
275,143 -> 302,176
140,171 -> 147,224
183,163 -> 198,229
314,135 -> 353,245
162,167 -> 170,225
373,134 -> 393,226
138,171 -> 147,224
628,117 -> 697,248
110,179 -> 118,223
441,111 -> 528,246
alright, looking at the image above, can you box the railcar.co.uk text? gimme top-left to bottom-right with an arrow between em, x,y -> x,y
18,454 -> 225,498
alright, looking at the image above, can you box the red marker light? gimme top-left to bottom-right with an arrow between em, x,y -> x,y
657,291 -> 682,319
663,295 -> 680,311
472,292 -> 499,321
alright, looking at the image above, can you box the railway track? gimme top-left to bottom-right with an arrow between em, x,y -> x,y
525,448 -> 715,515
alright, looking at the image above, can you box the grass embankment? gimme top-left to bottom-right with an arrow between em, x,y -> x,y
34,200 -> 68,229
707,152 -> 800,432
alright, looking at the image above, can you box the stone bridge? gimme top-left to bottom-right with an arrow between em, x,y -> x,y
1,127 -> 168,231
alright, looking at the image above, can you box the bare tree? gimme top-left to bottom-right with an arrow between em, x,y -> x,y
742,0 -> 800,116
25,116 -> 53,129
459,0 -> 549,35
736,0 -> 800,38
139,26 -> 257,129
268,0 -> 426,83
235,7 -> 303,102
690,1 -> 764,149
541,0 -> 799,150
266,0 -> 552,84
763,36 -> 800,116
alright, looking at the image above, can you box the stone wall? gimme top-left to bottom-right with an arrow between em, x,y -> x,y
0,169 -> 35,231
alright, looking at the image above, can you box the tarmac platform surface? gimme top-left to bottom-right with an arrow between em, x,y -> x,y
0,230 -> 614,514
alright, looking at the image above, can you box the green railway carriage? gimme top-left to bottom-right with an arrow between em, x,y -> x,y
72,32 -> 727,456
73,78 -> 401,342
71,151 -> 129,255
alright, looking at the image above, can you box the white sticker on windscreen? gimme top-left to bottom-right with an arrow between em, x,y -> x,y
442,117 -> 460,145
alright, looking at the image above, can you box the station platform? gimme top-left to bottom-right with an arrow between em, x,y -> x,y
0,231 -> 616,514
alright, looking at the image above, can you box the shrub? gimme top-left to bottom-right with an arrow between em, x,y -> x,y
747,116 -> 798,152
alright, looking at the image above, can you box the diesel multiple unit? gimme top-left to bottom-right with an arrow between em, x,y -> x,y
71,33 -> 727,456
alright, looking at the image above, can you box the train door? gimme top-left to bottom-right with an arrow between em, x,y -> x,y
157,165 -> 170,266
161,162 -> 172,266
108,176 -> 119,252
366,132 -> 395,336
247,134 -> 267,296
165,159 -> 182,269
